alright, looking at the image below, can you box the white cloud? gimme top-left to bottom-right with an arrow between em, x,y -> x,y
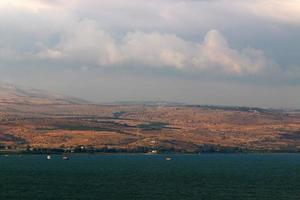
193,30 -> 275,74
238,0 -> 300,24
120,31 -> 191,69
37,20 -> 274,75
0,0 -> 61,13
38,20 -> 121,66
0,0 -> 296,77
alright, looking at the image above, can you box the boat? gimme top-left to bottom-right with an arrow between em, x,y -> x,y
165,157 -> 172,161
46,155 -> 51,160
62,156 -> 69,160
148,150 -> 158,154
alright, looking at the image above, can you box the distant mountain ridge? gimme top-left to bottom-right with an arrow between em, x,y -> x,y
0,83 -> 296,111
0,83 -> 89,105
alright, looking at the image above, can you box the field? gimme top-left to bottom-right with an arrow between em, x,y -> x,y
1,99 -> 300,153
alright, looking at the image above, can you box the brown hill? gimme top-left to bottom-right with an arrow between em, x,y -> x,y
0,84 -> 300,153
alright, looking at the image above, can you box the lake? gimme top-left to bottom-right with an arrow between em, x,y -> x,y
0,154 -> 300,200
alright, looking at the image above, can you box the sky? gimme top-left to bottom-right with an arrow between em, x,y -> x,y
0,0 -> 300,108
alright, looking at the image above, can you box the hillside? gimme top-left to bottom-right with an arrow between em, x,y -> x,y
0,84 -> 87,105
0,85 -> 300,153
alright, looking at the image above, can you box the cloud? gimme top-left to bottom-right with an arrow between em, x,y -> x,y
0,0 -> 59,13
0,0 -> 297,77
237,0 -> 300,25
0,0 -> 299,108
193,30 -> 275,75
36,20 -> 274,75
37,20 -> 121,66
120,31 -> 191,69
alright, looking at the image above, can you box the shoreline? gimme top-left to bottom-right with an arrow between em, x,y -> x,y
2,149 -> 300,155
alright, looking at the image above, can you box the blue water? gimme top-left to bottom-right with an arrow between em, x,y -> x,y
0,154 -> 300,200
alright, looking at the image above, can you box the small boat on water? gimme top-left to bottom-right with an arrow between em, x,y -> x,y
148,150 -> 158,154
165,157 -> 172,161
46,155 -> 51,160
62,156 -> 69,160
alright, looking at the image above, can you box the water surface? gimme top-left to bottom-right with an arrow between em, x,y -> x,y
0,154 -> 300,200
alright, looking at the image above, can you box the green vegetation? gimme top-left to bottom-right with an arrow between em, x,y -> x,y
137,122 -> 169,131
113,111 -> 126,118
36,124 -> 125,134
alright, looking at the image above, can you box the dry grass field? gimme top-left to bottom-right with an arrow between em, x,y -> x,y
0,85 -> 300,153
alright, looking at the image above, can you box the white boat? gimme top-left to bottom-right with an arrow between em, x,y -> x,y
62,156 -> 69,160
165,157 -> 172,161
148,150 -> 158,154
46,155 -> 51,160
